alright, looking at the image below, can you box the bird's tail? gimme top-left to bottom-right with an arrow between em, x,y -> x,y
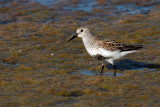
120,45 -> 143,51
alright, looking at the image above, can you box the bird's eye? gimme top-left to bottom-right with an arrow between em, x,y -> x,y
81,29 -> 83,32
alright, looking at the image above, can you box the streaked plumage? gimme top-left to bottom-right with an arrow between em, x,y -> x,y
68,27 -> 143,76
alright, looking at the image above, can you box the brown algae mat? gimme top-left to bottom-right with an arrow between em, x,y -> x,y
0,1 -> 160,107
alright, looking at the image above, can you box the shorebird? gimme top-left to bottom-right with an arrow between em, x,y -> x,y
68,27 -> 143,76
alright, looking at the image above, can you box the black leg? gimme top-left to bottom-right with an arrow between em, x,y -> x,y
113,65 -> 116,76
100,65 -> 104,73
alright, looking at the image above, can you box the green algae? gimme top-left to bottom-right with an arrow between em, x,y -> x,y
0,1 -> 160,107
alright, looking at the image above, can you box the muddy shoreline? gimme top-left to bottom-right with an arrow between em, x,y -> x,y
0,0 -> 160,106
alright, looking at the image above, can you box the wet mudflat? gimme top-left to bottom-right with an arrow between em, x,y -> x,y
0,0 -> 160,106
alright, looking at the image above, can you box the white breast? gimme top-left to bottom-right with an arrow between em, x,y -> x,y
83,39 -> 118,57
82,39 -> 99,56
85,47 -> 100,56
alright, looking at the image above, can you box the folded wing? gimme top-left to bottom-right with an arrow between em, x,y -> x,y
97,37 -> 143,51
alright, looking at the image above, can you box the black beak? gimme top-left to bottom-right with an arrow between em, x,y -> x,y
68,33 -> 78,42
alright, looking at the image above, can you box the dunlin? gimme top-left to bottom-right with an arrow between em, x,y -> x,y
68,27 -> 143,76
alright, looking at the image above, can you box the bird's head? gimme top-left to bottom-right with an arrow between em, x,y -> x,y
68,27 -> 91,42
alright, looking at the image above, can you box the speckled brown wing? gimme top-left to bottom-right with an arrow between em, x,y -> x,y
97,37 -> 123,51
97,36 -> 143,51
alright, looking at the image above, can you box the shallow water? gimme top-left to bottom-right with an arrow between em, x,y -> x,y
32,0 -> 58,6
64,0 -> 97,12
31,0 -> 157,14
0,0 -> 160,107
80,70 -> 122,76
